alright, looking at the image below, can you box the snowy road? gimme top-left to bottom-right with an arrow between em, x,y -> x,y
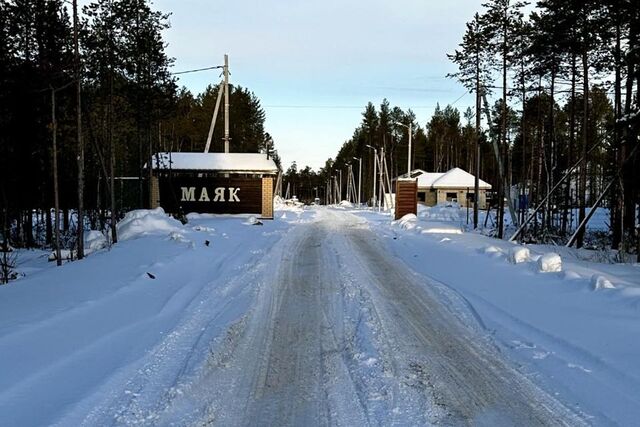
155,209 -> 582,426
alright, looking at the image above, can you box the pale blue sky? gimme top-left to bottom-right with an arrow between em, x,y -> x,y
155,0 -> 483,170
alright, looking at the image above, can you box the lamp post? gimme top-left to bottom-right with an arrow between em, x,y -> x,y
345,163 -> 351,203
395,121 -> 413,174
366,145 -> 377,209
353,156 -> 362,207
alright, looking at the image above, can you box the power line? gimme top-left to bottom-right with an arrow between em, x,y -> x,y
263,104 -> 472,110
172,65 -> 224,75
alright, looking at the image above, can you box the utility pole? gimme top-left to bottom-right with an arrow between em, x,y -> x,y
223,54 -> 230,153
379,146 -> 385,211
204,83 -> 223,153
353,157 -> 362,207
73,0 -> 84,259
395,121 -> 413,174
366,145 -> 377,208
408,123 -> 412,174
339,169 -> 342,202
347,163 -> 353,202
474,56 -> 481,229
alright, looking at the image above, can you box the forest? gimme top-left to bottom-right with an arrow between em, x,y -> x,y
0,0 -> 276,264
285,0 -> 640,256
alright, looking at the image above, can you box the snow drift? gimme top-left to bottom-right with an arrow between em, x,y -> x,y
509,246 -> 530,264
116,208 -> 183,241
537,253 -> 562,273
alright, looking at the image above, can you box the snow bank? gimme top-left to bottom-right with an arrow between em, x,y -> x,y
509,246 -> 530,264
84,230 -> 107,252
563,270 -> 582,280
591,274 -> 615,290
394,213 -> 418,230
537,252 -> 562,273
274,195 -> 304,213
116,208 -> 183,241
418,203 -> 462,222
420,226 -> 463,234
48,231 -> 109,261
339,200 -> 354,208
482,245 -> 504,257
273,195 -> 285,208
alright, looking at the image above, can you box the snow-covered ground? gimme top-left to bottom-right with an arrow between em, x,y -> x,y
358,205 -> 640,425
0,203 -> 638,425
0,207 -> 307,426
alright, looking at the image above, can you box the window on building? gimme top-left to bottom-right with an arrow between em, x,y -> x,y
466,192 -> 475,202
418,191 -> 426,202
446,192 -> 457,202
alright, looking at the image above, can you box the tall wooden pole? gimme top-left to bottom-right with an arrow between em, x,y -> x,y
357,157 -> 362,206
223,54 -> 230,153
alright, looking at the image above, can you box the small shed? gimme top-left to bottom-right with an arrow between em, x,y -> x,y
397,167 -> 491,209
149,152 -> 278,219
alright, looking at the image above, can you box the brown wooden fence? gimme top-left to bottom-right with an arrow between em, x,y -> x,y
395,179 -> 417,220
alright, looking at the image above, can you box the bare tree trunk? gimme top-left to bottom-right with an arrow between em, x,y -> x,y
498,9 -> 509,239
109,72 -> 117,244
51,87 -> 61,266
73,0 -> 84,260
577,49 -> 589,248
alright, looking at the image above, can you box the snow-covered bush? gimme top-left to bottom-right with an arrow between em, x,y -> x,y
591,274 -> 615,290
509,246 -> 530,264
537,252 -> 562,273
116,208 -> 183,241
0,245 -> 17,284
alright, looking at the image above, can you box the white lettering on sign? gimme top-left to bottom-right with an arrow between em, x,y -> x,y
181,187 -> 196,202
213,187 -> 225,202
228,187 -> 240,202
179,186 -> 242,203
199,187 -> 210,202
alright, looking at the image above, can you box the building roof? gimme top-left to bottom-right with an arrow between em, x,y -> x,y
432,167 -> 491,189
399,167 -> 492,190
149,152 -> 279,174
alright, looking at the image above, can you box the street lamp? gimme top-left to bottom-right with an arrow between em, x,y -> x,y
366,145 -> 377,209
395,121 -> 413,175
353,156 -> 362,207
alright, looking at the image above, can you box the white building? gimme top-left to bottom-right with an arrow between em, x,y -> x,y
396,167 -> 492,209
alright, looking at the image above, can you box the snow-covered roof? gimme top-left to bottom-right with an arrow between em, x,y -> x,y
400,168 -> 491,189
431,167 -> 491,189
417,172 -> 445,187
149,152 -> 278,174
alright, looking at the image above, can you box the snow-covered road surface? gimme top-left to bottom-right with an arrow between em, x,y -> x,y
8,205 -> 635,425
152,209 -> 582,426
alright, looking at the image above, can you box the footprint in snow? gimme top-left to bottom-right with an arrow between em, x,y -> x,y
511,340 -> 536,350
568,363 -> 592,373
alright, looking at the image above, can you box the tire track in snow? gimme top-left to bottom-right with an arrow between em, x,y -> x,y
336,210 -> 585,426
155,209 -> 585,426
